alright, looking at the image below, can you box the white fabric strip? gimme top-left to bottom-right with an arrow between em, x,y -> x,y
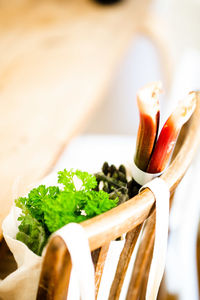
132,160 -> 163,185
140,178 -> 170,300
54,223 -> 95,300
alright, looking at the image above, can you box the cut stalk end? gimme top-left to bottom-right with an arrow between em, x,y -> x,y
134,82 -> 162,171
172,92 -> 196,128
136,81 -> 162,119
147,92 -> 197,173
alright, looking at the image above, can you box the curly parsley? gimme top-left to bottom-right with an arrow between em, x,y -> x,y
15,169 -> 118,255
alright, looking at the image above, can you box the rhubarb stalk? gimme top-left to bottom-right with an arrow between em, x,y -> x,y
147,92 -> 196,173
134,82 -> 162,171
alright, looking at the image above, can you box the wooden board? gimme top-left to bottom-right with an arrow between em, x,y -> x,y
0,0 -> 152,237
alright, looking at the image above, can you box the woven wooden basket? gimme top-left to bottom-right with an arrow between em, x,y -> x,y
35,94 -> 200,300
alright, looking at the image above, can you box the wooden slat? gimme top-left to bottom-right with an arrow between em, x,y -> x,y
126,212 -> 155,300
138,246 -> 154,300
94,244 -> 110,299
108,224 -> 142,300
126,189 -> 177,299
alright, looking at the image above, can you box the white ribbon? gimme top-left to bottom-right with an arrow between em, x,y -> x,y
131,160 -> 163,186
54,223 -> 95,300
140,178 -> 170,300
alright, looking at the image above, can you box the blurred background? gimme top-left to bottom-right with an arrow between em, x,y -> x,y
0,0 -> 200,299
84,0 -> 200,135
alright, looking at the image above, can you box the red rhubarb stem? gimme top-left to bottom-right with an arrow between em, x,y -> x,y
147,92 -> 196,173
134,82 -> 162,171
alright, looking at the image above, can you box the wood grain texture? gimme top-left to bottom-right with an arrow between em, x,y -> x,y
108,224 -> 142,300
94,243 -> 110,299
37,236 -> 72,300
126,192 -> 176,299
126,211 -> 155,300
0,0 -> 153,237
138,246 -> 153,300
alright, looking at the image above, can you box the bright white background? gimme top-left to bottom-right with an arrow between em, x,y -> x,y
84,0 -> 200,136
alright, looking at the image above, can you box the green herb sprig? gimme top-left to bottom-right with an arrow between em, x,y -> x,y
15,169 -> 118,255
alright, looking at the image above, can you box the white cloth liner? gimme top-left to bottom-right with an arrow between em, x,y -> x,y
0,209 -> 95,300
0,207 -> 43,300
54,223 -> 95,300
140,178 -> 170,300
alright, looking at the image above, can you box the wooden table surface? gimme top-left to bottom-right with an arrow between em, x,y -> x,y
0,0 -> 152,238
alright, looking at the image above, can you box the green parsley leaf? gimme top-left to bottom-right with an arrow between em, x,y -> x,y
43,190 -> 117,233
15,169 -> 118,255
16,214 -> 47,256
58,169 -> 97,191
